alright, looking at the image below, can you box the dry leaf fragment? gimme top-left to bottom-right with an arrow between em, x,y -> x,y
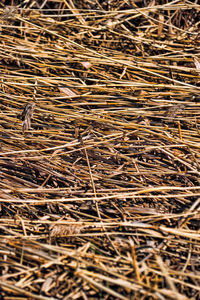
194,57 -> 200,73
59,87 -> 77,97
41,277 -> 54,293
21,102 -> 35,133
80,61 -> 92,69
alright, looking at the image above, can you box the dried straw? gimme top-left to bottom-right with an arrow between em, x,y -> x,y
0,0 -> 200,299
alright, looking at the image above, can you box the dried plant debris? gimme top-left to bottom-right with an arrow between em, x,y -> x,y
0,0 -> 200,299
172,8 -> 200,29
1,5 -> 17,19
21,101 -> 35,133
49,220 -> 83,237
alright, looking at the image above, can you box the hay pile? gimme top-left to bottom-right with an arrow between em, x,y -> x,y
0,1 -> 200,299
